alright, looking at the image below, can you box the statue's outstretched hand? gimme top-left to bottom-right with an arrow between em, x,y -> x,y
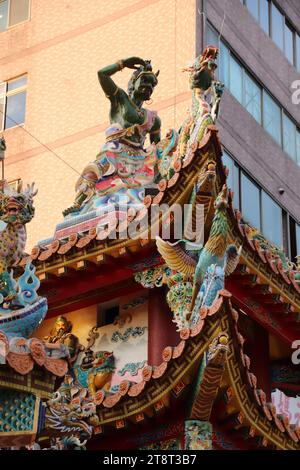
123,57 -> 146,69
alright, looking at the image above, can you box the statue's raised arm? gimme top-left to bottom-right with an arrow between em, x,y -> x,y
63,57 -> 163,217
97,57 -> 146,100
97,57 -> 161,145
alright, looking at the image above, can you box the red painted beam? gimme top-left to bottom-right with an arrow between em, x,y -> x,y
148,287 -> 180,366
226,278 -> 298,346
46,281 -> 143,318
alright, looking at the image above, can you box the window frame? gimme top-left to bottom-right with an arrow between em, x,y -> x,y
8,177 -> 22,191
261,190 -> 283,248
262,90 -> 282,147
0,0 -> 9,32
284,21 -> 295,65
242,0 -> 300,70
222,147 -> 294,255
97,301 -> 120,328
0,0 -> 30,32
243,70 -> 262,124
207,21 -> 300,165
240,171 -> 262,230
270,2 -> 284,52
259,0 -> 270,35
0,74 -> 27,131
282,112 -> 297,161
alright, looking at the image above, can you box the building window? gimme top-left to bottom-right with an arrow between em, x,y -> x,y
219,42 -> 230,88
246,0 -> 259,22
0,0 -> 30,32
245,0 -> 270,34
8,178 -> 21,191
207,22 -> 300,166
263,91 -> 282,147
244,72 -> 261,124
206,22 -> 218,49
241,172 -> 261,230
243,0 -> 300,69
284,23 -> 294,64
261,191 -> 282,247
0,75 -> 27,130
229,56 -> 243,104
271,3 -> 284,51
0,0 -> 8,32
224,148 -> 298,258
283,113 -> 296,161
260,0 -> 269,35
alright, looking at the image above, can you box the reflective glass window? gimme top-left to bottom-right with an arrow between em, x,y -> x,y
263,91 -> 282,146
271,3 -> 284,51
284,23 -> 294,64
229,56 -> 243,104
244,72 -> 261,123
261,191 -> 282,247
0,0 -> 8,32
241,173 -> 260,229
260,0 -> 269,35
246,0 -> 259,21
283,113 -> 296,160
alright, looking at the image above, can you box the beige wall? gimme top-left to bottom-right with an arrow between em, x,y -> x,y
35,291 -> 149,387
0,0 -> 196,249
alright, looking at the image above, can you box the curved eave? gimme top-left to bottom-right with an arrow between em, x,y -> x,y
86,293 -> 299,450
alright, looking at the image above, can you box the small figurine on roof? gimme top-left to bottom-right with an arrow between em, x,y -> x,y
178,46 -> 224,158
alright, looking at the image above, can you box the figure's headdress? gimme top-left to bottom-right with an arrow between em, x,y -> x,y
128,60 -> 159,96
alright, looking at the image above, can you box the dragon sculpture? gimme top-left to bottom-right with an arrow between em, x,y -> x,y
156,185 -> 241,324
44,350 -> 116,446
45,374 -> 95,447
0,179 -> 37,307
73,349 -> 115,397
178,46 -> 224,158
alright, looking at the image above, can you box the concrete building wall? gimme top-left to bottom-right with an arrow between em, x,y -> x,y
0,0 -> 196,250
202,0 -> 300,222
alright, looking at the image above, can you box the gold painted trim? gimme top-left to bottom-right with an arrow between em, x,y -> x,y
98,317 -> 222,424
222,314 -> 299,450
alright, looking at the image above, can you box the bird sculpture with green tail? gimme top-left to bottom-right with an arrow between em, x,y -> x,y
156,185 -> 242,315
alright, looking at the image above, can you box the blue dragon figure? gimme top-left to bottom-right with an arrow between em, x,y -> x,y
0,261 -> 47,337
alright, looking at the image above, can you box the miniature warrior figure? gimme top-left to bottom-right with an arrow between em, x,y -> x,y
64,57 -> 161,215
178,46 -> 224,157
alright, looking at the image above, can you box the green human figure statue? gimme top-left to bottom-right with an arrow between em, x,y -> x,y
64,57 -> 161,216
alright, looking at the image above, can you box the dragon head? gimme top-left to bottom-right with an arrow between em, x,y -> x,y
92,350 -> 114,368
0,181 -> 37,225
183,46 -> 219,91
214,184 -> 228,211
47,405 -> 93,441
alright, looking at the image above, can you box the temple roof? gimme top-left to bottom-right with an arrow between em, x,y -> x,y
66,290 -> 299,450
21,126 -> 300,334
